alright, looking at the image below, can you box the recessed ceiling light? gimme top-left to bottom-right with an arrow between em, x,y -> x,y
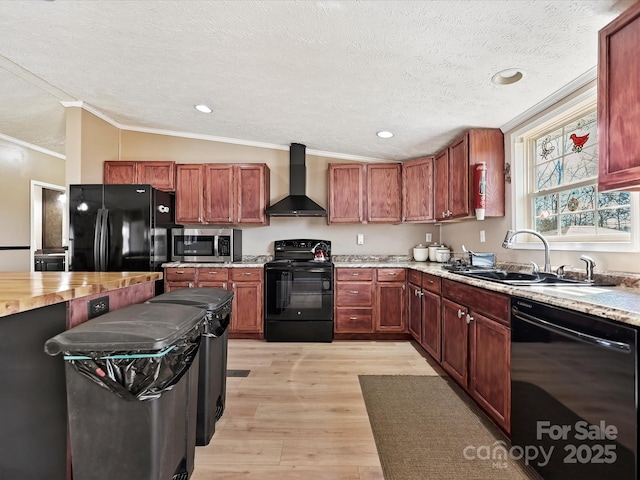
194,104 -> 212,113
377,131 -> 394,139
491,68 -> 526,85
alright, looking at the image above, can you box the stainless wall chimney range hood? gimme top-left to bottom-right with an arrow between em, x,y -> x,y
265,143 -> 327,217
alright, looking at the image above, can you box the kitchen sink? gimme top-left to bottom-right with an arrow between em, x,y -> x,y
454,269 -> 598,286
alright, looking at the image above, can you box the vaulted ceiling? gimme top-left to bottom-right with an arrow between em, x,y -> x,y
0,0 -> 634,160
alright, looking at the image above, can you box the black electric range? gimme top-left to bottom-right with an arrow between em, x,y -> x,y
264,239 -> 334,342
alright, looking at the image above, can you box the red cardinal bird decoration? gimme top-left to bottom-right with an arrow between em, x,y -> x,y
570,133 -> 589,153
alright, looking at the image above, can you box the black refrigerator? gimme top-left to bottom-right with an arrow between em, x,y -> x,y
69,184 -> 176,278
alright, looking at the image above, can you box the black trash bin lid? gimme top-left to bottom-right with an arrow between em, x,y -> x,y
148,287 -> 234,311
44,303 -> 205,356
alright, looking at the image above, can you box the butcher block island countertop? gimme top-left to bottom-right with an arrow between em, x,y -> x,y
0,271 -> 162,317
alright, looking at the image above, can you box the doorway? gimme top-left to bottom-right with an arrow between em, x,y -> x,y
30,181 -> 66,272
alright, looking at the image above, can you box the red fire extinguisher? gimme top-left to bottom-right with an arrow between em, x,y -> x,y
474,162 -> 487,220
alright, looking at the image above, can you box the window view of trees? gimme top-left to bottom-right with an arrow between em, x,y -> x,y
530,108 -> 631,241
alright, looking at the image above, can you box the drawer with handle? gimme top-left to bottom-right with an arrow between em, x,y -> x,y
336,282 -> 373,307
165,267 -> 196,282
336,268 -> 374,282
376,268 -> 406,282
230,268 -> 263,282
198,268 -> 229,282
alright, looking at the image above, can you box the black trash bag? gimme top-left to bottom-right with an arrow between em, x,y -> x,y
64,324 -> 202,401
203,302 -> 232,338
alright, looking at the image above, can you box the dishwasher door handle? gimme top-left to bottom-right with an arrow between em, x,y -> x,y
512,307 -> 632,354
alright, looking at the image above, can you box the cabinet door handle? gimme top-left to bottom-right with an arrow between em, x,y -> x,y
351,273 -> 360,276
387,272 -> 397,276
349,290 -> 360,294
350,316 -> 358,320
466,314 -> 474,324
207,271 -> 218,274
457,309 -> 465,319
242,272 -> 252,275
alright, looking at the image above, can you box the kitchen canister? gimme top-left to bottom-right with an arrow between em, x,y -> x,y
435,247 -> 451,263
413,244 -> 428,262
428,243 -> 442,262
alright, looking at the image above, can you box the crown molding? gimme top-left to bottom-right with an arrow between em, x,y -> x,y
0,133 -> 66,159
60,101 -> 385,163
500,67 -> 598,133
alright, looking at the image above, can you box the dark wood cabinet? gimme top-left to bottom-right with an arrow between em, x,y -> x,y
375,268 -> 406,332
334,268 -> 374,333
402,156 -> 434,222
234,164 -> 270,224
203,164 -> 234,223
441,296 -> 469,385
175,164 -> 205,223
434,129 -> 504,221
367,164 -> 402,223
408,280 -> 422,341
176,163 -> 270,225
420,274 -> 442,362
440,278 -> 511,433
469,309 -> 511,432
335,268 -> 406,334
327,163 -> 402,224
598,1 -> 640,192
104,160 -> 176,191
229,268 -> 263,335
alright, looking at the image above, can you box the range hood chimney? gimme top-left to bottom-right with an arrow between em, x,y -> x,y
265,143 -> 327,217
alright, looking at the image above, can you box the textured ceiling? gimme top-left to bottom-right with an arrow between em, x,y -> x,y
0,0 -> 634,160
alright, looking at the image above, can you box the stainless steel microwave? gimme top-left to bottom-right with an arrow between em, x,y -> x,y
171,228 -> 242,263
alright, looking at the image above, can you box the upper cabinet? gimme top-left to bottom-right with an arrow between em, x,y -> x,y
434,128 -> 504,221
598,1 -> 640,192
402,156 -> 434,223
176,163 -> 270,225
327,162 -> 402,224
103,161 -> 176,191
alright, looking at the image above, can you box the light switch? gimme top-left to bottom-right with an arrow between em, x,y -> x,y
357,234 -> 364,245
480,230 -> 486,243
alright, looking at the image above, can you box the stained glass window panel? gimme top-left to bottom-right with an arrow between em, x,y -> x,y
559,187 -> 595,213
534,194 -> 557,217
535,160 -> 560,190
527,105 -> 633,242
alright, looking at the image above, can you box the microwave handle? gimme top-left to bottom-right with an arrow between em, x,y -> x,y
214,235 -> 219,257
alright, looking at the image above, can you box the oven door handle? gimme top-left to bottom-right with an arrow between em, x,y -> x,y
512,307 -> 631,354
297,268 -> 331,273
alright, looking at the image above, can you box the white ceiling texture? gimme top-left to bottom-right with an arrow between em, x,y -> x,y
0,0 -> 634,160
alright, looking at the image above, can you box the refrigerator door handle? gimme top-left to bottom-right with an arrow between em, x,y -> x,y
94,209 -> 105,271
99,209 -> 109,271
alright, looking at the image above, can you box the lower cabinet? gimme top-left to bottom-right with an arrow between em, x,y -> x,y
334,268 -> 407,334
335,268 -> 374,333
164,266 -> 263,337
229,268 -> 263,335
440,278 -> 511,433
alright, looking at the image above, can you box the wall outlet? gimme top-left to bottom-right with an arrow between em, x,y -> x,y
88,296 -> 109,319
426,233 -> 432,242
357,234 -> 364,245
480,230 -> 486,243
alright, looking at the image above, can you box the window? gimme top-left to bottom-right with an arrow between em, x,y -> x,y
529,107 -> 631,243
510,83 -> 638,252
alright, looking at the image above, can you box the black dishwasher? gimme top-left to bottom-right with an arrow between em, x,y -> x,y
511,297 -> 637,479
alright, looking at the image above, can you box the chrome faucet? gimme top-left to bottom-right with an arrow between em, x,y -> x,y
580,255 -> 596,283
502,229 -> 552,273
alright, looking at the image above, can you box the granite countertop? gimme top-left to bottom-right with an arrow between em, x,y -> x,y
333,257 -> 640,328
162,255 -> 271,269
0,272 -> 163,317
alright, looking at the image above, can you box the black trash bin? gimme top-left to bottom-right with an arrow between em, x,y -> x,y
147,287 -> 233,446
44,302 -> 206,480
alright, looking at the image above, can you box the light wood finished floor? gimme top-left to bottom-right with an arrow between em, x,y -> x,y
191,339 -> 443,480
